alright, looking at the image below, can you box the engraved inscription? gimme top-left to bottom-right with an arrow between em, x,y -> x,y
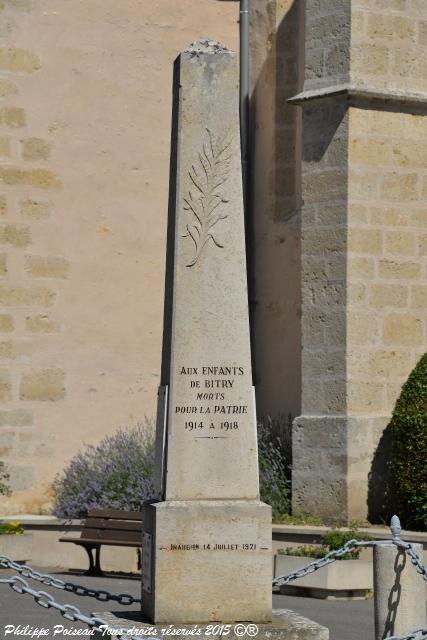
173,364 -> 248,437
159,542 -> 263,552
183,128 -> 233,267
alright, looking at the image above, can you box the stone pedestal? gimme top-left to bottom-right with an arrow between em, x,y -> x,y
142,39 -> 271,624
142,501 -> 271,623
93,609 -> 329,640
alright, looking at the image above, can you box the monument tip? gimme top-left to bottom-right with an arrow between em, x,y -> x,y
184,37 -> 234,56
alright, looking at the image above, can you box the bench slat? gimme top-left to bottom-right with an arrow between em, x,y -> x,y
80,528 -> 141,543
59,509 -> 145,574
59,537 -> 141,547
82,518 -> 142,532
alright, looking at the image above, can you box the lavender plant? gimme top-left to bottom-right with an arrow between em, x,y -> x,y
257,419 -> 291,520
52,422 -> 155,518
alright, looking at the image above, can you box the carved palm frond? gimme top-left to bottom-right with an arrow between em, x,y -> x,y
183,128 -> 233,267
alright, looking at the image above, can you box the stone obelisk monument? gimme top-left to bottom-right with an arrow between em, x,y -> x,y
141,39 -> 272,624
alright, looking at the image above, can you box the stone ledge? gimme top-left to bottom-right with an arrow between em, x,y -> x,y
92,609 -> 329,640
0,515 -> 83,530
2,515 -> 427,545
288,84 -> 427,110
272,524 -> 427,544
274,555 -> 372,600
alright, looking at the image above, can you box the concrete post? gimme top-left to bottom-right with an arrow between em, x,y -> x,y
374,543 -> 426,640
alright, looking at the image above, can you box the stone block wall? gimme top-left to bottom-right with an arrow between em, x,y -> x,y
249,0 -> 304,424
292,0 -> 427,522
300,104 -> 427,419
304,0 -> 351,91
0,0 -> 66,506
0,0 -> 239,514
347,107 -> 427,415
300,101 -> 348,416
351,0 -> 426,93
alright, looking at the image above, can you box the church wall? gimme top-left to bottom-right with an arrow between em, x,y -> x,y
0,0 -> 238,514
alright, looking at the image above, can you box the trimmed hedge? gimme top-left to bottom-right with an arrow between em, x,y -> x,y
390,352 -> 427,531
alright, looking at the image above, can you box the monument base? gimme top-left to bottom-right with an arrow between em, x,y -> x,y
93,609 -> 329,639
141,500 -> 272,623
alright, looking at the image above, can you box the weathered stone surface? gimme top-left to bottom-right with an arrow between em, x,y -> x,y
0,106 -> 26,128
143,39 -> 271,626
19,368 -> 65,401
0,284 -> 56,306
0,314 -> 14,332
0,195 -> 6,216
0,252 -> 6,274
0,47 -> 40,73
0,370 -> 12,402
158,40 -> 259,502
20,198 -> 51,220
143,501 -> 271,623
25,314 -> 59,333
24,255 -> 69,278
274,555 -> 372,596
374,544 -> 426,640
21,136 -> 52,161
294,0 -> 427,523
292,416 -> 389,522
0,408 -> 33,426
93,609 -> 329,640
0,223 -> 31,247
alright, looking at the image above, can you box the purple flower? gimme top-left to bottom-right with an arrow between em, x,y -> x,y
52,420 -> 155,518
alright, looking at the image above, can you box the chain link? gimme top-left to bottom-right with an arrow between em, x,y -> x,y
272,539 -> 371,586
394,542 -> 427,582
1,516 -> 427,640
0,555 -> 141,604
387,629 -> 427,640
273,538 -> 427,587
0,575 -> 141,639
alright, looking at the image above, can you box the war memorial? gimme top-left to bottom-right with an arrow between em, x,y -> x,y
94,37 -> 328,638
0,1 -> 426,638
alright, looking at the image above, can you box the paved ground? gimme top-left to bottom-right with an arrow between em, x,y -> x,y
0,567 -> 373,640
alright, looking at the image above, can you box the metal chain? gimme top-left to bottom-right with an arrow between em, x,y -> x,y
387,630 -> 427,640
272,539 -> 372,586
273,538 -> 427,587
272,515 -> 427,640
0,575 -> 141,639
394,542 -> 427,581
1,515 -> 426,640
0,555 -> 141,604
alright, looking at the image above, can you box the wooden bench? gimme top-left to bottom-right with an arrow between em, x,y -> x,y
59,508 -> 143,576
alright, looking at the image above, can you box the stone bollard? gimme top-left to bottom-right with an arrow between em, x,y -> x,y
374,542 -> 426,640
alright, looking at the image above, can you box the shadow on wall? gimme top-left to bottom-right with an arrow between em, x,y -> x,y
368,422 -> 393,524
248,0 -> 304,420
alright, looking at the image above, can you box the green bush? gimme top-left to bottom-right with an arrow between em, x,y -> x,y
0,521 -> 24,535
278,527 -> 367,560
0,461 -> 11,496
390,352 -> 427,531
278,545 -> 328,559
257,418 -> 291,520
320,528 -> 368,559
